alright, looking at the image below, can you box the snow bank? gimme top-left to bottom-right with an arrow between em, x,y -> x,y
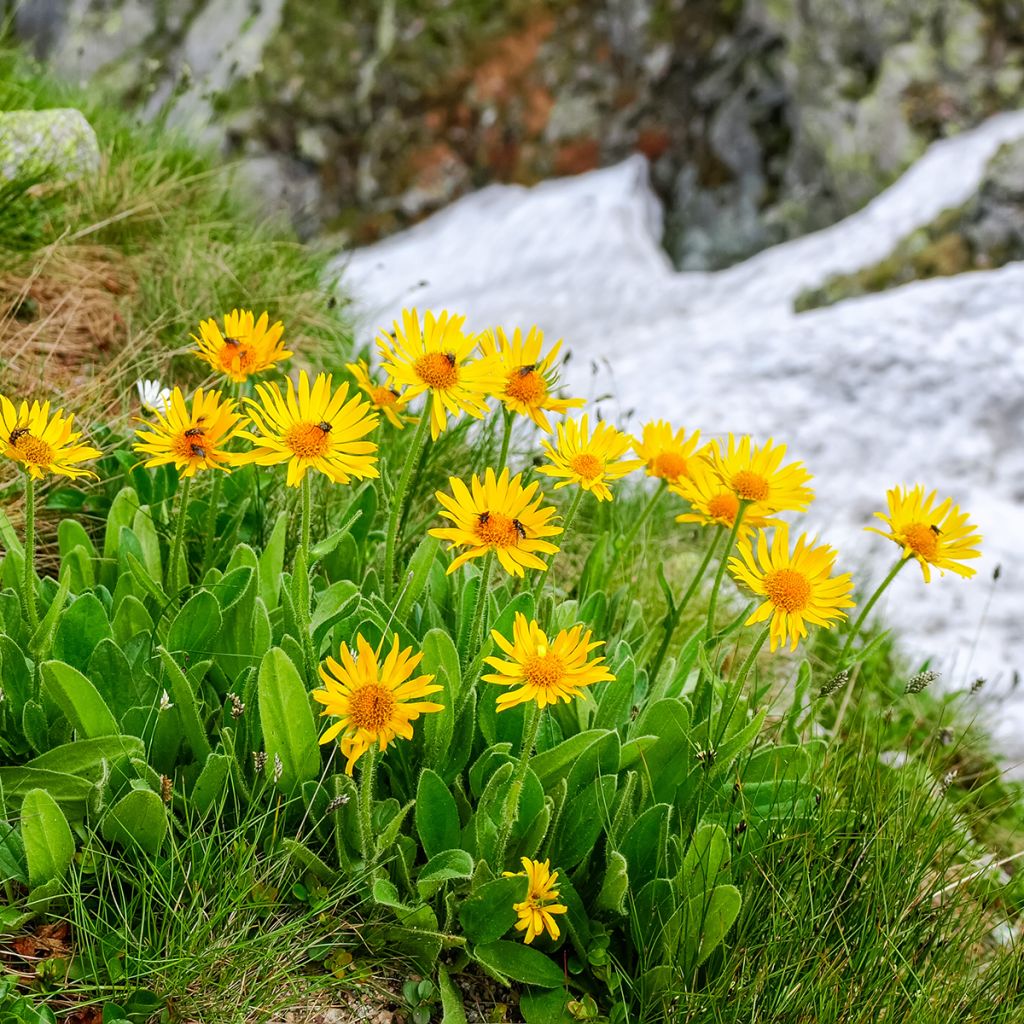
335,111 -> 1024,768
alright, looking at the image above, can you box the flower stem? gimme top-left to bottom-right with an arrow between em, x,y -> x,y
734,624 -> 770,690
465,550 -> 494,670
384,410 -> 430,602
838,557 -> 907,666
167,476 -> 193,594
22,474 -> 39,632
705,503 -> 748,639
497,406 -> 514,470
299,475 -> 316,680
533,487 -> 584,607
648,527 -> 723,683
494,704 -> 542,870
358,744 -> 378,862
607,479 -> 666,578
199,471 -> 223,579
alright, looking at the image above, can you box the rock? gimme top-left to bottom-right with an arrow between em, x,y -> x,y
0,108 -> 100,182
234,154 -> 323,240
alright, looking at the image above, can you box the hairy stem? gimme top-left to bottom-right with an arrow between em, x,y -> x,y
493,705 -> 542,870
384,410 -> 430,602
22,474 -> 39,631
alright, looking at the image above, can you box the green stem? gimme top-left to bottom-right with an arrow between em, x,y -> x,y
705,503 -> 748,638
465,550 -> 495,670
608,479 -> 667,577
494,705 -> 542,870
299,475 -> 316,680
358,745 -> 377,862
648,527 -> 723,683
384,410 -> 430,602
533,487 -> 584,606
22,474 -> 39,631
199,471 -> 223,579
497,406 -> 514,470
167,476 -> 193,594
838,558 -> 907,666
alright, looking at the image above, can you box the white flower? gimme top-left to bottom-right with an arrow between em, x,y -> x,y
159,690 -> 174,712
137,379 -> 172,414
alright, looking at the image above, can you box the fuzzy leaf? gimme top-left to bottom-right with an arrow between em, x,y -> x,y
257,648 -> 319,792
21,788 -> 74,888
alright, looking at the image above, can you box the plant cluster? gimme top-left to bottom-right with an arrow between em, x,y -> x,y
0,303 -> 988,1020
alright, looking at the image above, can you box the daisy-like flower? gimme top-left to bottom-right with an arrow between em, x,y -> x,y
538,415 -> 643,502
672,459 -> 779,537
633,420 -> 709,485
136,378 -> 171,415
346,359 -> 410,429
238,370 -> 379,487
483,612 -> 614,710
191,309 -> 291,383
729,524 -> 855,651
502,858 -> 568,944
708,434 -> 814,514
312,633 -> 444,774
865,485 -> 982,582
430,468 -> 562,577
133,387 -> 246,478
376,308 -> 502,439
0,395 -> 101,480
477,325 -> 584,433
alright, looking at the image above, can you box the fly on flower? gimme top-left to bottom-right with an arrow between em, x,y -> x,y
346,359 -> 410,429
192,309 -> 291,383
502,858 -> 568,944
0,394 -> 101,480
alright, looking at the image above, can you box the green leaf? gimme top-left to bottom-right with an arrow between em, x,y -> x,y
167,591 -> 222,654
416,849 -> 474,899
41,661 -> 118,738
396,536 -> 441,623
438,966 -> 468,1024
28,565 -> 71,660
27,736 -> 144,780
21,789 -> 74,888
473,941 -> 564,988
53,594 -> 112,671
257,648 -> 319,792
519,987 -> 573,1024
421,628 -> 460,769
681,823 -> 730,898
596,850 -> 629,914
531,730 -> 609,791
633,698 -> 691,803
458,875 -> 524,944
0,768 -> 92,819
259,512 -> 289,610
132,507 -> 163,580
416,768 -> 461,859
191,752 -> 232,814
103,487 -> 140,563
619,803 -> 671,890
684,883 -> 742,968
550,775 -> 616,869
157,647 -> 213,763
101,788 -> 167,855
112,595 -> 154,647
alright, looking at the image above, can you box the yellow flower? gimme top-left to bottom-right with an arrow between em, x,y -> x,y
502,858 -> 568,944
633,421 -> 709,485
477,325 -> 584,432
729,524 -> 855,651
133,387 -> 246,478
707,434 -> 814,514
672,459 -> 779,537
538,415 -> 643,501
483,612 -> 614,711
238,370 -> 379,487
377,308 -> 502,439
0,395 -> 101,480
865,485 -> 982,582
191,309 -> 291,383
430,468 -> 562,577
313,634 -> 444,774
346,359 -> 410,429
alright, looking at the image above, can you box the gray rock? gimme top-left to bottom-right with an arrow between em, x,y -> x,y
0,108 -> 100,182
234,154 -> 323,240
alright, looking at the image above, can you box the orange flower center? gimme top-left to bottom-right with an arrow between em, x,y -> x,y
172,430 -> 209,462
505,369 -> 546,406
284,421 -> 332,458
731,470 -> 770,502
347,683 -> 397,733
9,432 -> 55,466
474,511 -> 524,548
901,522 -> 940,562
414,351 -> 458,390
707,492 -> 740,523
523,650 -> 565,691
218,341 -> 255,374
370,385 -> 399,408
651,451 -> 688,481
569,452 -> 603,480
764,568 -> 811,612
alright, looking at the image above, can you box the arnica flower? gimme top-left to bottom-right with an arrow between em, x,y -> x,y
708,434 -> 814,514
866,485 -> 982,582
729,524 -> 855,651
483,612 -> 614,711
430,468 -> 562,577
313,634 -> 444,774
502,858 -> 568,944
477,325 -> 584,433
133,387 -> 246,478
239,370 -> 379,487
346,359 -> 410,429
538,415 -> 643,502
633,420 -> 709,485
0,395 -> 101,480
377,308 -> 502,440
672,459 -> 779,537
192,309 -> 291,383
